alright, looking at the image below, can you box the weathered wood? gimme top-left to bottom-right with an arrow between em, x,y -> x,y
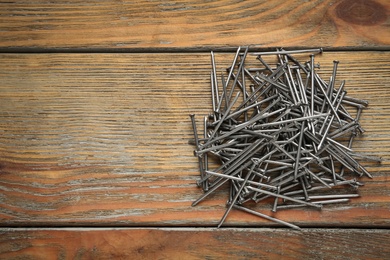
0,0 -> 389,50
0,228 -> 389,259
0,51 -> 389,227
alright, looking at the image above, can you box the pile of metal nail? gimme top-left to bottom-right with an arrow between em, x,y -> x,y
189,47 -> 381,230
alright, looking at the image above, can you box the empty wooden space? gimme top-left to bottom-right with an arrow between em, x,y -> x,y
1,228 -> 389,259
0,0 -> 389,50
0,0 -> 389,259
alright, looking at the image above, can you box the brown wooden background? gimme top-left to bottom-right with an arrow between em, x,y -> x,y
0,0 -> 389,259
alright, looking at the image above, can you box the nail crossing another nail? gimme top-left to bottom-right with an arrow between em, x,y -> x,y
189,47 -> 381,229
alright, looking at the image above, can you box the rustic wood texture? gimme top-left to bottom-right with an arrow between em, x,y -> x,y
0,51 -> 389,227
0,228 -> 389,259
1,1 -> 390,258
0,0 -> 389,50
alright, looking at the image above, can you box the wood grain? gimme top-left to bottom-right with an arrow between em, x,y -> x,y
0,51 -> 389,227
0,0 -> 389,50
0,228 -> 389,259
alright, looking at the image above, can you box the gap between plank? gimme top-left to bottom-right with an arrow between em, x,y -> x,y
0,227 -> 389,231
0,46 -> 389,54
1,224 -> 389,230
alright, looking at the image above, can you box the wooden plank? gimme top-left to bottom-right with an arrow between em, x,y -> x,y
0,228 -> 389,259
0,51 -> 389,227
0,0 -> 389,50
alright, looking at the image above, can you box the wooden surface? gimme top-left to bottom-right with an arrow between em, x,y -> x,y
1,228 -> 389,260
0,52 -> 389,228
0,0 -> 389,50
0,0 -> 390,259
